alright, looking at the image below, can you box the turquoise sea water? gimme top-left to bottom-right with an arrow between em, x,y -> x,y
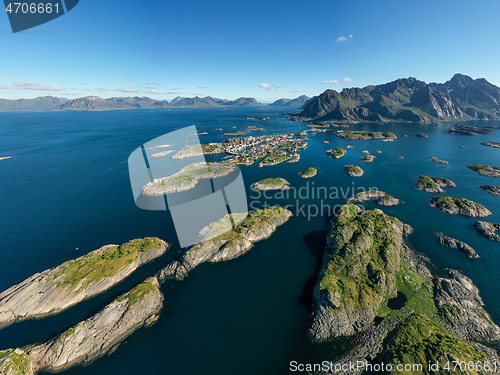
0,107 -> 499,374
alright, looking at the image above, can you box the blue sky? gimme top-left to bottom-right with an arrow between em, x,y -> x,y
0,0 -> 499,102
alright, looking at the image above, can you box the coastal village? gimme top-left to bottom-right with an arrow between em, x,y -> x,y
209,132 -> 308,166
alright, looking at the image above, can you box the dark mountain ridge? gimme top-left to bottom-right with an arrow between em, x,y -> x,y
268,95 -> 311,108
0,95 -> 262,111
297,74 -> 500,122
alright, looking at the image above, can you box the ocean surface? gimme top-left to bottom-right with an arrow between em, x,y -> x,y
0,107 -> 499,374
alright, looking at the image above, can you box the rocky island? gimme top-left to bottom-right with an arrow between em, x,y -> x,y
298,168 -> 317,178
481,185 -> 500,196
347,190 -> 400,206
156,207 -> 291,282
251,178 -> 290,190
308,205 -> 500,373
481,142 -> 500,148
325,147 -> 346,159
415,133 -> 428,137
448,125 -> 495,135
0,277 -> 163,375
430,156 -> 449,164
337,131 -> 396,140
474,221 -> 500,241
150,150 -> 175,158
0,238 -> 168,329
344,165 -> 364,177
416,175 -> 456,193
141,162 -> 235,196
361,154 -> 375,163
436,232 -> 479,258
468,164 -> 500,177
430,196 -> 492,217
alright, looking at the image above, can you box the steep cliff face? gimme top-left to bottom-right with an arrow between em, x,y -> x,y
298,74 -> 500,122
0,238 -> 168,329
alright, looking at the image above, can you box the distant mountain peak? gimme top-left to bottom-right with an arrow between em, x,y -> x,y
298,74 -> 500,123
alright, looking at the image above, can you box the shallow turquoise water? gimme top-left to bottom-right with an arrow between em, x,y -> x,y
0,108 -> 499,374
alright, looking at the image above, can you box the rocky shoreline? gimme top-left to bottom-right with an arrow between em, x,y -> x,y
0,238 -> 168,329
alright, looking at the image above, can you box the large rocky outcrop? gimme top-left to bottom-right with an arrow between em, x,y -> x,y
0,238 -> 168,329
308,205 -> 404,341
436,232 -> 479,258
346,190 -> 400,206
430,196 -> 491,217
298,74 -> 500,123
0,278 -> 163,375
468,164 -> 500,177
141,162 -> 234,195
475,221 -> 500,241
435,269 -> 500,344
416,175 -> 456,193
156,208 -> 291,282
309,205 -> 500,374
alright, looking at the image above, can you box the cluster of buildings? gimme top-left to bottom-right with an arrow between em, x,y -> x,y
220,133 -> 308,166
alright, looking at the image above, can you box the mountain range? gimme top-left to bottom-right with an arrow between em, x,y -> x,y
297,74 -> 500,122
0,95 -> 262,111
268,95 -> 313,108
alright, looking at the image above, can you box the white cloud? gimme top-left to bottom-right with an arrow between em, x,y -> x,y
343,77 -> 353,82
168,91 -> 184,95
64,92 -> 80,95
80,83 -> 88,85
95,87 -> 110,92
289,90 -> 298,93
335,36 -> 348,43
146,81 -> 161,86
349,34 -> 353,39
325,80 -> 341,85
197,86 -> 207,89
171,87 -> 183,90
117,88 -> 138,93
6,73 -> 21,77
274,84 -> 284,88
146,89 -> 159,94
123,78 -> 133,81
259,83 -> 272,89
0,81 -> 63,91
